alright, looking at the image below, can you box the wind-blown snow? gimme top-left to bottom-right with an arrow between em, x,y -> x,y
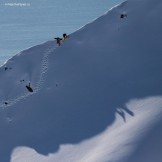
0,0 -> 162,161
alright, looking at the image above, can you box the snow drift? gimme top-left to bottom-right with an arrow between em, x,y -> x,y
0,0 -> 162,161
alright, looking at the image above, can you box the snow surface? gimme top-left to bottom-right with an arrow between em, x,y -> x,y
0,0 -> 162,161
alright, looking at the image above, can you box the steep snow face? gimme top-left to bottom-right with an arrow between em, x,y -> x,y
0,41 -> 55,107
0,0 -> 162,162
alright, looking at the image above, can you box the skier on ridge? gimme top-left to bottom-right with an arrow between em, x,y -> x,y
62,33 -> 69,41
54,37 -> 62,46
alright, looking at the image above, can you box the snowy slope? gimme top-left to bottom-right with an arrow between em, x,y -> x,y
0,0 -> 162,161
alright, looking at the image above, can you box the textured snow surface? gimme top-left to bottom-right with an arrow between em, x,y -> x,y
0,0 -> 162,161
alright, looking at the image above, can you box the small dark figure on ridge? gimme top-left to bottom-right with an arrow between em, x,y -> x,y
54,37 -> 62,46
62,33 -> 69,41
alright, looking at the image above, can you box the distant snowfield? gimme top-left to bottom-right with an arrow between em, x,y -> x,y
0,0 -> 162,161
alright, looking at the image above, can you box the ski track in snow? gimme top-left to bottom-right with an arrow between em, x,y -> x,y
0,45 -> 56,109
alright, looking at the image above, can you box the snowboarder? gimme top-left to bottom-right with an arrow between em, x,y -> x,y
62,33 -> 69,41
54,37 -> 62,46
26,82 -> 33,92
